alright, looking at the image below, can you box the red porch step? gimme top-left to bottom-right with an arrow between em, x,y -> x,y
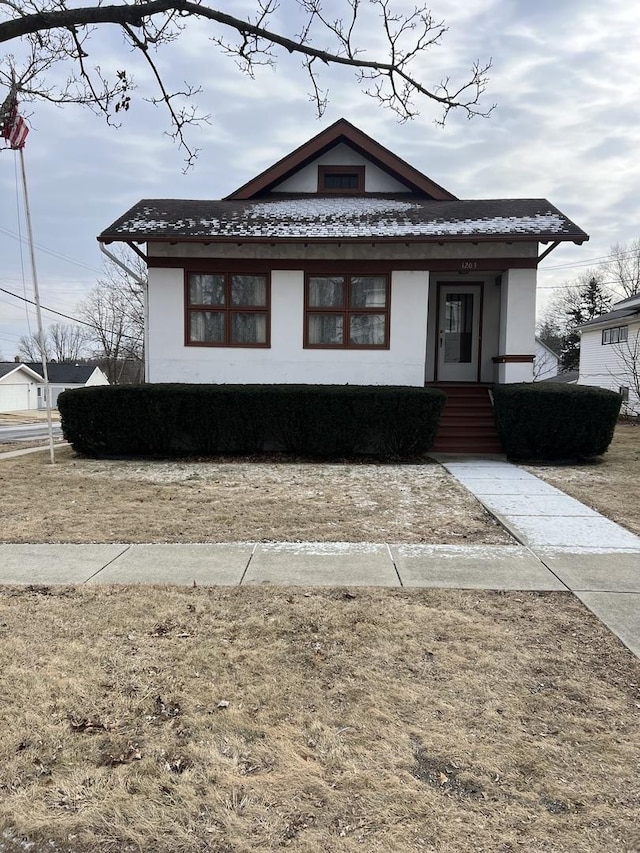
429,383 -> 503,454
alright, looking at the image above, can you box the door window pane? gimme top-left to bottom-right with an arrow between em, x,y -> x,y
350,277 -> 387,308
190,311 -> 225,343
308,276 -> 345,308
308,314 -> 344,345
189,274 -> 225,305
231,312 -> 267,344
231,275 -> 267,307
349,314 -> 386,346
444,293 -> 473,363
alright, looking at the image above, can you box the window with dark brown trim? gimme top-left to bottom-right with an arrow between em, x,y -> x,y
318,165 -> 365,194
304,274 -> 390,349
185,272 -> 270,347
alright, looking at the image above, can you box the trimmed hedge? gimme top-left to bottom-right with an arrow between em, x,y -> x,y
492,382 -> 622,460
58,384 -> 446,459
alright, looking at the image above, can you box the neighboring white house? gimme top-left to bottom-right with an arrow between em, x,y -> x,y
578,293 -> 640,414
533,337 -> 560,381
0,363 -> 44,412
0,362 -> 110,412
97,118 -> 588,397
25,363 -> 110,408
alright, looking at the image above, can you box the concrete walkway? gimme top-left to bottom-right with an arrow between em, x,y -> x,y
437,456 -> 640,658
0,454 -> 638,657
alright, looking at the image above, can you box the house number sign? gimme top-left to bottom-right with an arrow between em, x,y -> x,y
460,261 -> 478,271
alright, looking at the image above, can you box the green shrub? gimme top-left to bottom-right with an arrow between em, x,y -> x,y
58,384 -> 446,460
492,382 -> 621,460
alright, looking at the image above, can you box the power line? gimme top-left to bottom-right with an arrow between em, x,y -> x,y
0,284 -> 140,342
0,224 -> 103,275
540,245 -> 640,271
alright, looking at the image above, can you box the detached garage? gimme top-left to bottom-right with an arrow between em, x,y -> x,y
0,363 -> 43,412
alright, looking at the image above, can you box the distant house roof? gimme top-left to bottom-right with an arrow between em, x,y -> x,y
535,337 -> 560,359
99,197 -> 588,245
25,363 -> 98,384
0,362 -> 43,381
578,300 -> 640,330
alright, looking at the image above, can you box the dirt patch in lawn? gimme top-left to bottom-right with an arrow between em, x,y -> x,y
523,422 -> 640,536
0,447 -> 509,544
0,586 -> 638,853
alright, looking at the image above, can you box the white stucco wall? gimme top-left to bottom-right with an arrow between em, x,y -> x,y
579,322 -> 640,414
147,268 -> 429,386
272,144 -> 411,193
496,268 -> 537,383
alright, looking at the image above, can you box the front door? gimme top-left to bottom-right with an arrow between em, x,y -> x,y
437,284 -> 482,381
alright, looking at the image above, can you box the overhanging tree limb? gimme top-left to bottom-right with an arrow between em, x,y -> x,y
1,1 -> 494,167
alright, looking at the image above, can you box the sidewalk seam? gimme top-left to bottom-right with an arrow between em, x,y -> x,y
385,543 -> 403,587
83,545 -> 132,584
238,543 -> 258,586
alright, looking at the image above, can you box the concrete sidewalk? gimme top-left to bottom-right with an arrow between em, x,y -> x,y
0,454 -> 638,657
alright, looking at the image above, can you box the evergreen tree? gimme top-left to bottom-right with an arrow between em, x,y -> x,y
560,276 -> 611,371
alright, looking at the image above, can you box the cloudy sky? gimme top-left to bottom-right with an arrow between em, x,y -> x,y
1,0 -> 639,358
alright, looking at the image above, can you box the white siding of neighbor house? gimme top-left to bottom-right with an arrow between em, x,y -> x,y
534,340 -> 559,380
579,321 -> 640,414
147,268 -> 429,386
272,144 -> 412,194
86,367 -> 110,387
0,371 -> 41,412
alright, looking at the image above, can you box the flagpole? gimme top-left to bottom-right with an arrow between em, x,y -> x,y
18,145 -> 55,465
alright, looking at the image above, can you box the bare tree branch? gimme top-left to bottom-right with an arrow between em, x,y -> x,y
2,1 -> 493,164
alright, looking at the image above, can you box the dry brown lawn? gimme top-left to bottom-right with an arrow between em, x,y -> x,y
0,447 -> 509,545
0,585 -> 638,853
523,422 -> 640,535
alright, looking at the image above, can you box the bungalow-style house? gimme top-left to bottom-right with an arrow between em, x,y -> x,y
98,119 -> 588,450
0,362 -> 109,412
0,362 -> 44,412
578,292 -> 640,415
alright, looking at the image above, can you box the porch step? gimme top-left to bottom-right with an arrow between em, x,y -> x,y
429,383 -> 503,454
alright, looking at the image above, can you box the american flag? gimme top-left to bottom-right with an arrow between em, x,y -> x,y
1,94 -> 29,149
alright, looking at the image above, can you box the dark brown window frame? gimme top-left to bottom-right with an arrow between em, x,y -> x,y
185,270 -> 271,348
317,165 -> 365,194
304,273 -> 391,350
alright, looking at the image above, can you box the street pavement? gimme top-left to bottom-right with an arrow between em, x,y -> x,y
0,448 -> 638,658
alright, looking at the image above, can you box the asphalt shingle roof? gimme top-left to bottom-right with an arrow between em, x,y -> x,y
578,306 -> 640,329
99,196 -> 588,243
25,363 -> 97,383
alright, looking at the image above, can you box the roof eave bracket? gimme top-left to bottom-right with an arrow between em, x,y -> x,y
537,240 -> 561,263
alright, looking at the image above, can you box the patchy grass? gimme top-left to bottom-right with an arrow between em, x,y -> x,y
523,422 -> 640,535
0,447 -> 509,545
0,586 -> 638,853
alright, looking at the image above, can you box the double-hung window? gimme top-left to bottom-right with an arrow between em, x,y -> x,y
602,325 -> 628,345
186,272 -> 269,347
305,274 -> 390,348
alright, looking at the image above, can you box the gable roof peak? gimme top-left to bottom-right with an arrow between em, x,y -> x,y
225,118 -> 457,201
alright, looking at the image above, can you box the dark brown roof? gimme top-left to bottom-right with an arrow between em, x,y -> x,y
226,118 -> 457,201
99,196 -> 588,244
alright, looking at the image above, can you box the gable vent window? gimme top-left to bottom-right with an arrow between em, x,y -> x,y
318,165 -> 364,194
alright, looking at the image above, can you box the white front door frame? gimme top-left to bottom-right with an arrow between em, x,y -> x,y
435,282 -> 483,382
